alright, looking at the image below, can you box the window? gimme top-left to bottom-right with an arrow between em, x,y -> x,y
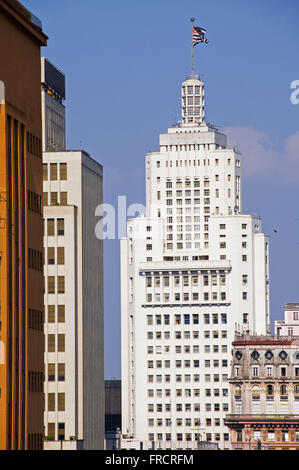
57,247 -> 65,265
43,192 -> 48,206
60,192 -> 68,205
47,423 -> 55,440
48,276 -> 55,294
47,247 -> 55,265
50,192 -> 58,205
43,164 -> 48,180
60,163 -> 67,180
58,423 -> 65,441
58,305 -> 65,323
58,334 -> 65,352
58,276 -> 65,294
47,219 -> 54,236
50,163 -> 57,180
47,305 -> 55,323
57,218 -> 64,235
58,363 -> 65,381
48,364 -> 55,382
48,334 -> 55,352
58,393 -> 65,411
48,393 -> 55,411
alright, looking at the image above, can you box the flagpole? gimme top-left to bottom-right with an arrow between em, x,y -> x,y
191,17 -> 195,76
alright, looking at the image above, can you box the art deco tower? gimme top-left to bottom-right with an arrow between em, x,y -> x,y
121,27 -> 270,450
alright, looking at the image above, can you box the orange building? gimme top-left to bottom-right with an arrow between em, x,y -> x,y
0,0 -> 47,450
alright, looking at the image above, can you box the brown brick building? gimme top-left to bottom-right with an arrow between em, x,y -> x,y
225,333 -> 299,450
0,0 -> 47,450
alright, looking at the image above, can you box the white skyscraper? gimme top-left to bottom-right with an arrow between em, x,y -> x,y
41,59 -> 104,449
120,66 -> 270,449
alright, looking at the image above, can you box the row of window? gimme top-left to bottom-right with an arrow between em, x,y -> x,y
28,190 -> 42,215
147,433 -> 229,442
148,374 -> 229,383
46,247 -> 65,265
47,334 -> 65,352
156,158 -> 238,167
161,189 -> 233,199
45,276 -> 65,294
46,304 -> 65,323
235,365 -> 299,378
43,191 -> 68,206
43,163 -> 67,181
147,345 -> 228,354
146,292 -> 228,303
148,360 -> 228,369
47,422 -> 65,440
28,248 -> 43,272
28,308 -> 43,332
27,132 -> 42,159
237,430 -> 299,443
149,418 -> 202,427
235,384 -> 299,398
147,330 -> 228,340
146,274 -> 226,288
164,177 -> 238,188
148,345 -> 228,355
148,400 -> 229,414
182,85 -> 203,95
148,388 -> 228,398
47,392 -> 65,411
147,313 -> 227,325
47,363 -> 65,382
28,371 -> 43,393
45,218 -> 65,236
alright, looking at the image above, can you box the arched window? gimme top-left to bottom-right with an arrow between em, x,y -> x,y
266,384 -> 274,397
280,385 -> 287,397
251,385 -> 260,400
234,386 -> 242,400
294,384 -> 299,397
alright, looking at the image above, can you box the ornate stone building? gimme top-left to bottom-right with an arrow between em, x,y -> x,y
225,333 -> 299,450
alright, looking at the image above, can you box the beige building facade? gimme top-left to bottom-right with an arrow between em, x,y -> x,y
225,333 -> 299,450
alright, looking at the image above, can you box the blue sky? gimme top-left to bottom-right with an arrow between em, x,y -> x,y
23,0 -> 299,379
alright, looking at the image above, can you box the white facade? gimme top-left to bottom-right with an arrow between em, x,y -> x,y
275,304 -> 299,337
121,74 -> 270,450
43,151 -> 104,449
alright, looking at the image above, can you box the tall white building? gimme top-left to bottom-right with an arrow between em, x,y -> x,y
43,150 -> 104,449
121,71 -> 270,450
41,59 -> 104,449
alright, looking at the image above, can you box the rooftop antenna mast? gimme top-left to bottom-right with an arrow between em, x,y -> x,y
190,17 -> 209,77
191,17 -> 195,76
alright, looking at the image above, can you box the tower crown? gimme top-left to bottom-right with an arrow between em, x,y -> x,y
181,75 -> 205,126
